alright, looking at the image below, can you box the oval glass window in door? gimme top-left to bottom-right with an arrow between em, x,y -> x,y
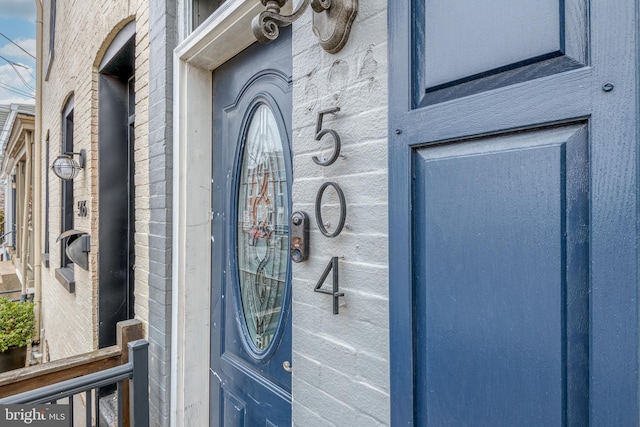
237,103 -> 289,352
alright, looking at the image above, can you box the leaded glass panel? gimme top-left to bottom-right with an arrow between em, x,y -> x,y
237,103 -> 289,352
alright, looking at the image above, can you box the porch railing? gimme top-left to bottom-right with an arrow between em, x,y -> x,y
0,319 -> 148,427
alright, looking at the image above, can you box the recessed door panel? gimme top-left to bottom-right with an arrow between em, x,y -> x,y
424,0 -> 560,87
415,0 -> 588,106
222,391 -> 246,427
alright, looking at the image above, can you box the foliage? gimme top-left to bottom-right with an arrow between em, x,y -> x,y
0,298 -> 35,352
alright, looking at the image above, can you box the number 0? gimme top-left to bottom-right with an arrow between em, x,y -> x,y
315,181 -> 347,238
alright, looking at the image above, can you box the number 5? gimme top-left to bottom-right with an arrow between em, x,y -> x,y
312,107 -> 341,166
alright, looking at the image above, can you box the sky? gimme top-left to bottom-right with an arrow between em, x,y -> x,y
0,0 -> 36,105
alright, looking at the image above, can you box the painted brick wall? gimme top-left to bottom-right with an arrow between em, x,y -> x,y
39,0 -> 151,364
291,2 -> 390,426
145,0 -> 176,424
39,1 -> 172,424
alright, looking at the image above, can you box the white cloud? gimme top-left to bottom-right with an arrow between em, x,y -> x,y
0,0 -> 36,21
0,62 -> 34,86
0,94 -> 33,104
0,62 -> 35,103
0,37 -> 35,59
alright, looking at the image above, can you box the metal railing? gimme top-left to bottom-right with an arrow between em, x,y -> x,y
0,320 -> 148,427
0,340 -> 148,426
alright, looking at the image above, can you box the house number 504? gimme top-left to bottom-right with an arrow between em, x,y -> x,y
313,107 -> 346,314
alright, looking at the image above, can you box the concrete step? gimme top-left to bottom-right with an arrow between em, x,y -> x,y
0,261 -> 22,299
1,274 -> 21,291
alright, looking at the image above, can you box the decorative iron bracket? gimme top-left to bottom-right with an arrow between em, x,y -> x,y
252,0 -> 358,54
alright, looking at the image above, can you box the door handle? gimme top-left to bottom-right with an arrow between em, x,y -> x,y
283,361 -> 293,373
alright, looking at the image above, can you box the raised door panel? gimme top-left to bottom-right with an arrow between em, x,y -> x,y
413,125 -> 588,425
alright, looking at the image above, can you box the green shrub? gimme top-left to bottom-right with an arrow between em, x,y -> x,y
0,298 -> 35,352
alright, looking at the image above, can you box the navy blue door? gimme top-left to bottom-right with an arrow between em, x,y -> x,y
211,29 -> 292,427
389,1 -> 639,425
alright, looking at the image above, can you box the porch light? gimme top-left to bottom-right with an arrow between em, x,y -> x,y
253,0 -> 357,54
51,150 -> 85,181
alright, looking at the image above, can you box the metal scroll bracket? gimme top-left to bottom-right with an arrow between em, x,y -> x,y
252,0 -> 358,54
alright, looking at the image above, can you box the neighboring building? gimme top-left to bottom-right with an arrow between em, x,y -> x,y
30,0 -> 640,426
36,0 -> 173,425
0,103 -> 36,293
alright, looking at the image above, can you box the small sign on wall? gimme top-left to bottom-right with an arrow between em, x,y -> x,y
77,200 -> 87,217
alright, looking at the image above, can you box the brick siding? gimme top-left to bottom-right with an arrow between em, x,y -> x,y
291,2 -> 390,425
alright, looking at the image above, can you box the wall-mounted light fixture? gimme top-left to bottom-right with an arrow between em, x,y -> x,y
253,0 -> 357,54
51,149 -> 85,181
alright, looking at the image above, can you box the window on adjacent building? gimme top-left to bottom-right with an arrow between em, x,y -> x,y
55,97 -> 75,292
44,132 -> 50,268
45,0 -> 56,80
10,174 -> 16,249
192,0 -> 226,30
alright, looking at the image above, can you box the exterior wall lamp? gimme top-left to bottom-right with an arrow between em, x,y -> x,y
253,0 -> 357,54
51,149 -> 85,181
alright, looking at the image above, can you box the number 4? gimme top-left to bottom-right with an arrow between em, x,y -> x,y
314,256 -> 344,314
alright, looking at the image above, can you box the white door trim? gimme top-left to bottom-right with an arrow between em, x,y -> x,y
171,1 -> 263,425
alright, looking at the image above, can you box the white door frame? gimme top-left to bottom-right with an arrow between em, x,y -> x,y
170,2 -> 264,425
